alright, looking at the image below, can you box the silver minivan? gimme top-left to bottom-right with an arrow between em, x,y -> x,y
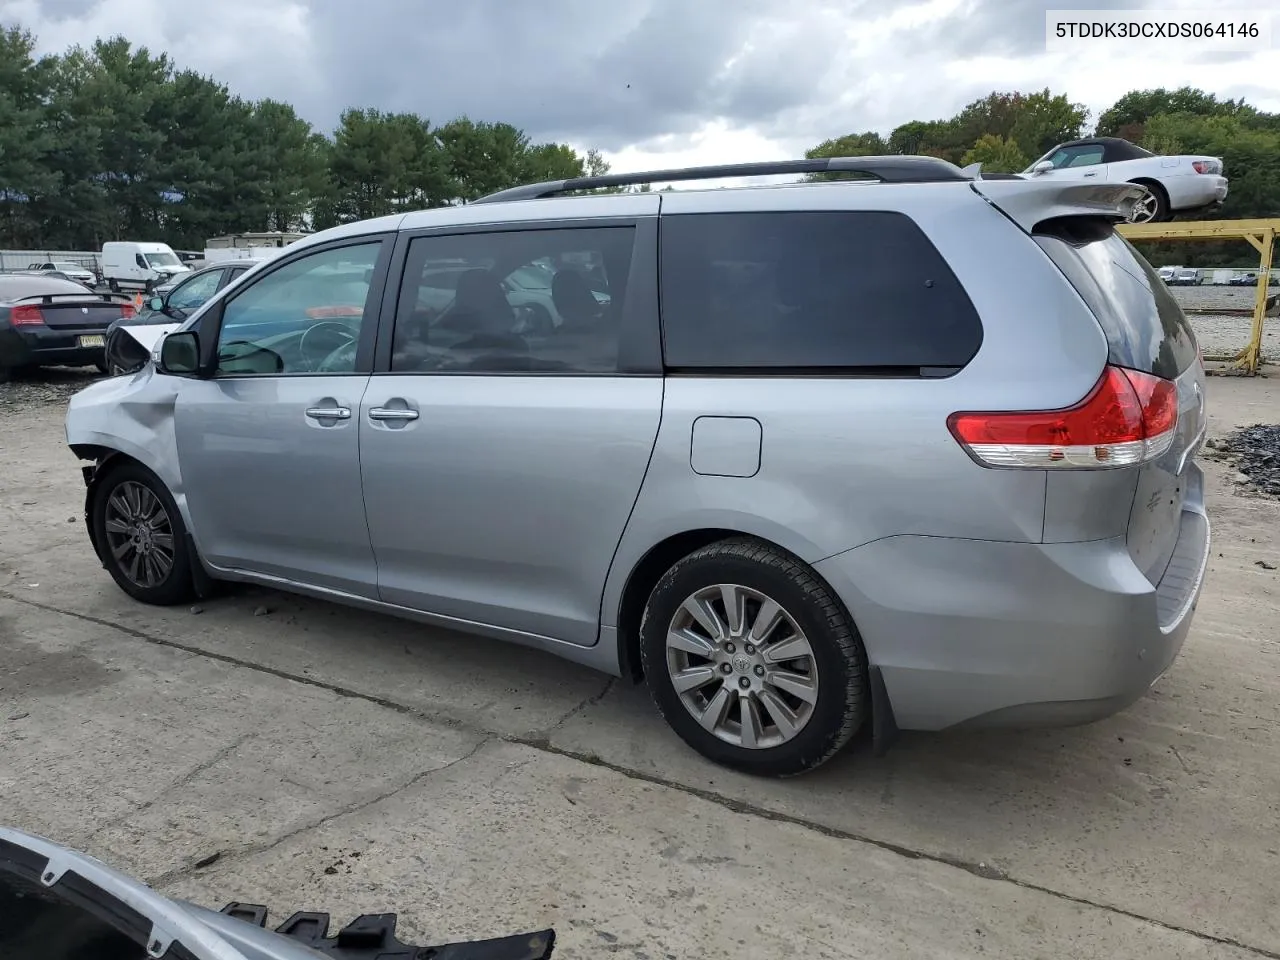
65,157 -> 1210,776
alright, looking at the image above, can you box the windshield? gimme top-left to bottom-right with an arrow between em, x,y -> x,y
145,252 -> 181,268
51,262 -> 83,271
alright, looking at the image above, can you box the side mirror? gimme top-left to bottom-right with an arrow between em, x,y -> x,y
1031,160 -> 1054,174
157,330 -> 200,376
148,296 -> 164,312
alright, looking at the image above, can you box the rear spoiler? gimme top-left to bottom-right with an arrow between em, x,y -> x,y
968,180 -> 1147,233
13,292 -> 134,306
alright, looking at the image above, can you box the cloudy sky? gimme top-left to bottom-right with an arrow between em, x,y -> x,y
2,0 -> 1277,172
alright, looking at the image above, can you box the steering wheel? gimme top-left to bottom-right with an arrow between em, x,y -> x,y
299,320 -> 359,372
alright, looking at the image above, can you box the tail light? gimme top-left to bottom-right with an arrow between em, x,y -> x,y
948,365 -> 1178,469
119,303 -> 135,318
1192,160 -> 1220,174
10,305 -> 44,326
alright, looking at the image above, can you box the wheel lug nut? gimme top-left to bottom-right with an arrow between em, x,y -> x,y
744,643 -> 755,655
754,665 -> 765,677
720,662 -> 732,674
724,642 -> 736,654
738,677 -> 750,689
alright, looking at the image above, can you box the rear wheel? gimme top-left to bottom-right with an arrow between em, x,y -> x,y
91,461 -> 196,605
1128,181 -> 1170,223
640,537 -> 867,777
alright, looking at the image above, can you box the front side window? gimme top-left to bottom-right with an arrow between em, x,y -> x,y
659,211 -> 983,371
167,269 -> 224,312
391,227 -> 634,374
215,242 -> 381,376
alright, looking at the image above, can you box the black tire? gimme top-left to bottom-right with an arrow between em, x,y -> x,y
93,359 -> 109,374
639,537 -> 867,777
108,279 -> 119,293
90,460 -> 197,605
1129,180 -> 1170,223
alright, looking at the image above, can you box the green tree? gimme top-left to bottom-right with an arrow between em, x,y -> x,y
1095,86 -> 1247,140
960,134 -> 1029,173
1008,88 -> 1087,159
28,46 -> 111,249
0,27 -> 58,246
322,108 -> 456,223
438,118 -> 534,201
804,131 -> 888,180
254,99 -> 326,232
887,119 -> 959,160
85,37 -> 173,240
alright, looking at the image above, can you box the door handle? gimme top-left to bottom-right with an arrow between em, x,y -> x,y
305,406 -> 351,420
368,407 -> 420,422
1083,171 -> 1098,177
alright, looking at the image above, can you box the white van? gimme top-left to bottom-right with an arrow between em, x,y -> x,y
101,241 -> 191,292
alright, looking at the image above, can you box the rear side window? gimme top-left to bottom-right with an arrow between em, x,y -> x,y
1034,218 -> 1198,381
659,211 -> 983,372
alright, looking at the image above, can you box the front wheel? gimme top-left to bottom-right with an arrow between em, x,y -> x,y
640,537 -> 868,777
91,461 -> 197,605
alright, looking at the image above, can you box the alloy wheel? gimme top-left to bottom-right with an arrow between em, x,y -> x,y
103,480 -> 176,588
1127,190 -> 1160,223
665,583 -> 819,749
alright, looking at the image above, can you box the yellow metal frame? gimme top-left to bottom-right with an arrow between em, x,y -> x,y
1117,218 -> 1278,375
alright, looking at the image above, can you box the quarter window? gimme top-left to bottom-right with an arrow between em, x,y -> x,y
215,242 -> 381,376
659,211 -> 983,371
1047,145 -> 1105,168
391,227 -> 635,374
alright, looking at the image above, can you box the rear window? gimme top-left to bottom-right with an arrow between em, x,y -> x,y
659,211 -> 983,373
1034,218 -> 1198,381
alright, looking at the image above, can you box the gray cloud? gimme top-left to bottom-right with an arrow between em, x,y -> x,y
3,0 -> 1276,164
299,0 -> 848,150
916,0 -> 1165,60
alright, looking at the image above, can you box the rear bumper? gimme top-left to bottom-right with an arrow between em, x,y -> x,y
0,327 -> 107,368
1165,174 -> 1228,212
815,488 -> 1210,731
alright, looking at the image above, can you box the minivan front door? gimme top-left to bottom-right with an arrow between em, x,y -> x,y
174,237 -> 391,598
359,217 -> 662,645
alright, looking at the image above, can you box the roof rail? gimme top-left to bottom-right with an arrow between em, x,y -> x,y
471,155 -> 971,204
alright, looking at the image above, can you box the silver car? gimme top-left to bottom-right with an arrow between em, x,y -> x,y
64,157 -> 1211,776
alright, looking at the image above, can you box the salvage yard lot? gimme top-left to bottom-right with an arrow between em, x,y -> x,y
2,372 -> 1279,959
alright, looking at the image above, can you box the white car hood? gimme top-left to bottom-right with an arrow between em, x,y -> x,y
123,322 -> 182,351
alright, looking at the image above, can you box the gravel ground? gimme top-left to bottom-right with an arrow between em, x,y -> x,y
1171,285 -> 1280,363
1204,423 -> 1280,497
0,366 -> 104,412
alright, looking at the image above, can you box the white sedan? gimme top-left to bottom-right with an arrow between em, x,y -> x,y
1022,137 -> 1227,223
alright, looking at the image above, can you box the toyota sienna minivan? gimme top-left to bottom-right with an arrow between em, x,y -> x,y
65,156 -> 1210,776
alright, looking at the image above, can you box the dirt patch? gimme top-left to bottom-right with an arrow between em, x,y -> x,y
0,620 -> 118,701
1204,424 -> 1280,497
